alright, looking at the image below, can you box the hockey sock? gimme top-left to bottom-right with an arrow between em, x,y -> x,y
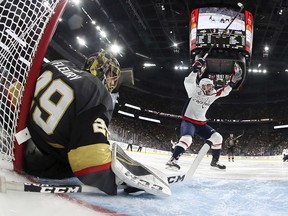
172,146 -> 185,160
211,149 -> 221,161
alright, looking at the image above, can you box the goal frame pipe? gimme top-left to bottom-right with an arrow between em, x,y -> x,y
13,0 -> 68,173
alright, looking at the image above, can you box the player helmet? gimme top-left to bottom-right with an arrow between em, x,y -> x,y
199,78 -> 214,95
84,49 -> 121,92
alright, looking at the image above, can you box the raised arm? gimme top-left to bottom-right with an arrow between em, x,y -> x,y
184,58 -> 206,97
215,62 -> 243,98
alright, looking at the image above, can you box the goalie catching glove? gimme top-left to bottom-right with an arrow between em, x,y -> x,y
229,62 -> 242,88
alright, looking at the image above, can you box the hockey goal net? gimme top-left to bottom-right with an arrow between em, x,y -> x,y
0,0 -> 67,172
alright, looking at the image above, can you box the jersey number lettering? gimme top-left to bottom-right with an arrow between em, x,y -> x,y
32,71 -> 74,135
92,118 -> 109,137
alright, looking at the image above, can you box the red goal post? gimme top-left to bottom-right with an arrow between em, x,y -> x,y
0,0 -> 68,173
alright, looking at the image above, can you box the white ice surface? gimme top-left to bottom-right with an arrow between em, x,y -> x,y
1,151 -> 287,216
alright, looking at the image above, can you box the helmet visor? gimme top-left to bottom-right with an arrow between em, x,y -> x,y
86,50 -> 121,92
103,61 -> 120,92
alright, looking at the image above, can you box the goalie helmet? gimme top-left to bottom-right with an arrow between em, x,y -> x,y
84,49 -> 121,92
199,78 -> 214,95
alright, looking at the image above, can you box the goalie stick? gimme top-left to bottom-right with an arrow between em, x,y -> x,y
0,144 -> 210,193
0,176 -> 102,193
0,175 -> 133,194
0,143 -> 170,196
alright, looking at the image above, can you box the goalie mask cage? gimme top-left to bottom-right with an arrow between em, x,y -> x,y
0,0 -> 67,172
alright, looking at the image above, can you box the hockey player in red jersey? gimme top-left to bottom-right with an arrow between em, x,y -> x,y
24,49 -> 170,197
166,58 -> 242,170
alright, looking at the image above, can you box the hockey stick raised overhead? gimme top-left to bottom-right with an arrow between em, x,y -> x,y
203,2 -> 244,59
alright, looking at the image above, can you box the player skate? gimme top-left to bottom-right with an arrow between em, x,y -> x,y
166,157 -> 181,170
282,149 -> 288,162
210,158 -> 226,169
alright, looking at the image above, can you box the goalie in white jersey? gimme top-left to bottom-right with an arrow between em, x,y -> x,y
166,58 -> 242,170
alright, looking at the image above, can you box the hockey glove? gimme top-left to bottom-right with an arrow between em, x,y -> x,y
229,62 -> 242,88
191,58 -> 206,76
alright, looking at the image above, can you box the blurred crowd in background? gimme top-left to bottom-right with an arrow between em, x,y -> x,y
109,86 -> 288,156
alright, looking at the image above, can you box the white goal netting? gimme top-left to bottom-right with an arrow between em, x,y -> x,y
0,0 -> 65,163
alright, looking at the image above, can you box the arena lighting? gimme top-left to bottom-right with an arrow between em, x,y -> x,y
81,7 -> 93,21
135,52 -> 150,59
274,125 -> 288,129
143,63 -> 156,67
76,36 -> 87,47
174,65 -> 189,70
248,68 -> 267,73
118,110 -> 135,117
71,0 -> 81,5
263,46 -> 269,57
100,30 -> 107,38
110,43 -> 122,54
139,116 -> 161,123
124,103 -> 141,110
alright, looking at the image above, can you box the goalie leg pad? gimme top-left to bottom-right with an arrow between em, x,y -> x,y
111,142 -> 171,197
